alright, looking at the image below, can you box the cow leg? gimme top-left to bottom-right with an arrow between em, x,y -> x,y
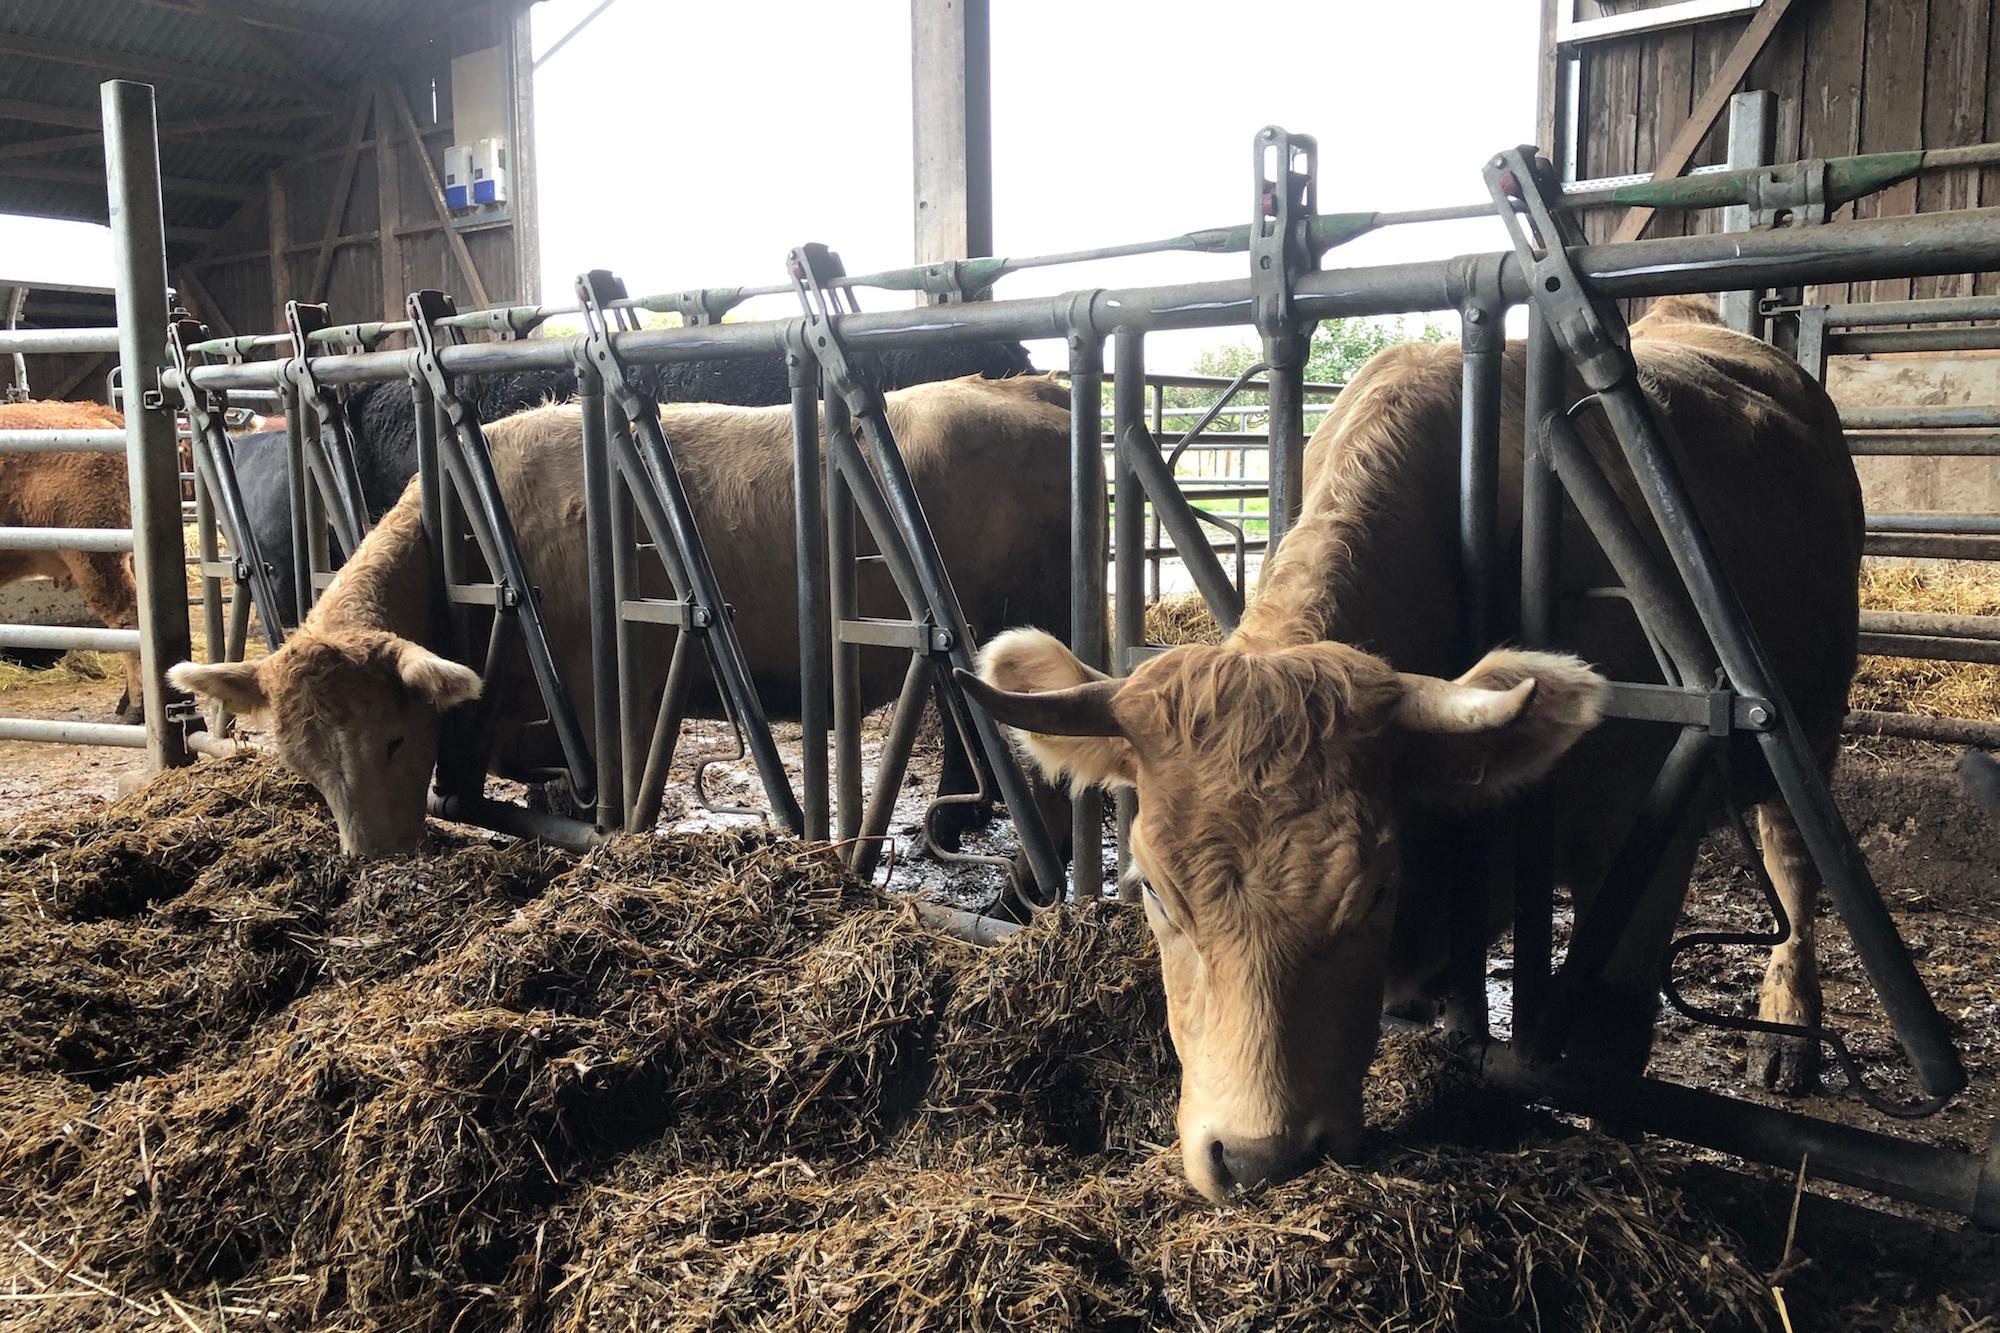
927,675 -> 993,850
1568,815 -> 1704,1085
61,550 -> 143,720
999,773 -> 1075,921
1747,801 -> 1823,1094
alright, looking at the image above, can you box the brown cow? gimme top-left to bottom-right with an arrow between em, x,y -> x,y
0,400 -> 143,717
965,297 -> 1862,1200
170,373 -> 1083,858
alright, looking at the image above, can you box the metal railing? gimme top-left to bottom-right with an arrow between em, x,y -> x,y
0,83 -> 188,766
1784,294 -> 2000,747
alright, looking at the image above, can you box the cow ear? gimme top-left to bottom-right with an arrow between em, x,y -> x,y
394,642 -> 483,712
168,659 -> 269,717
1387,650 -> 1608,808
972,628 -> 1137,791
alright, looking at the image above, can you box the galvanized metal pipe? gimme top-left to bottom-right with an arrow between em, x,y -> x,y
1866,533 -> 2000,560
1849,432 -> 2000,457
826,395 -> 863,849
854,657 -> 933,882
0,327 -> 120,355
1068,324 -> 1108,901
0,526 -> 133,552
1829,328 -> 2000,356
1820,294 -> 2000,327
1843,405 -> 2000,431
1112,329 -> 1148,881
103,79 -> 190,770
0,624 -> 140,652
789,342 -> 831,842
629,631 -> 696,833
0,429 -> 126,453
426,792 -> 604,852
0,717 -> 146,747
1867,512 -> 2000,535
1846,708 -> 2000,747
1858,632 -> 2000,665
1861,609 -> 2000,641
578,366 -> 621,832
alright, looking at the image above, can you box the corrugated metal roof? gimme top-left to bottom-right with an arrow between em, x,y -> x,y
0,1 -> 507,258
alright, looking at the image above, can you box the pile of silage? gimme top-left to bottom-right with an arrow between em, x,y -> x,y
0,756 -> 1772,1332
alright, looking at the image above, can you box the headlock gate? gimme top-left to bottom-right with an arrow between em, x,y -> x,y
27,78 -> 2000,1227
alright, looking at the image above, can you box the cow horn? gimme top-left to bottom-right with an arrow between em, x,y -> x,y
1391,674 -> 1538,734
953,668 -> 1124,737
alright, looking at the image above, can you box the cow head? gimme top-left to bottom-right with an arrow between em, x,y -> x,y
169,629 -> 480,856
961,628 -> 1605,1201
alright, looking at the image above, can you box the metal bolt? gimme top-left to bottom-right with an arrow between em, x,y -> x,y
1747,704 -> 1772,727
1465,306 -> 1486,324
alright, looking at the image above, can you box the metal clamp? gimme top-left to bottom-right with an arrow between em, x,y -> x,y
1249,125 -> 1318,348
1745,158 -> 1830,229
283,301 -> 370,554
1485,145 -> 1632,393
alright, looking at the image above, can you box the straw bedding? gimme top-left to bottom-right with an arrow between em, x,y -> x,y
0,755 -> 1773,1331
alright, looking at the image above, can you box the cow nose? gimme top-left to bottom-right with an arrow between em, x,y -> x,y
1207,1134 -> 1306,1194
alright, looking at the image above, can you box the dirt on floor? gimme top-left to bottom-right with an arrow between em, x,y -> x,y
0,653 -> 1997,1328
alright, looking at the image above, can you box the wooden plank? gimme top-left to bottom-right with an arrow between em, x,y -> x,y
1798,0 -> 1865,303
183,0 -> 337,101
385,81 -> 493,311
1536,0 -> 1562,160
1608,0 -> 1800,243
307,93 -> 375,304
911,0 -> 993,266
373,80 -> 406,323
1746,0 -> 1807,164
1916,0 -> 1989,302
1856,0 -> 1928,304
132,0 -> 390,45
266,173 -> 288,330
1647,29 -> 1697,237
1,161 -> 257,202
1984,0 -> 2000,297
47,352 -> 113,401
1,30 -> 328,102
172,266 -> 235,338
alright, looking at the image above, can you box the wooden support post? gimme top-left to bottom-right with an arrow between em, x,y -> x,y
173,265 -> 235,337
266,172 -> 288,329
386,80 -> 493,311
1609,0 -> 1799,244
373,78 -> 405,321
507,4 -> 540,304
307,92 -> 373,303
911,0 -> 992,274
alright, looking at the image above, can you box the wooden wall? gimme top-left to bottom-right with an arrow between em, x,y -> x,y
177,3 -> 532,341
1547,0 -> 2000,305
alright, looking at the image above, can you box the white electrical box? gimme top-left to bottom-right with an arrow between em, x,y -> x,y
470,137 -> 508,206
444,145 -> 473,210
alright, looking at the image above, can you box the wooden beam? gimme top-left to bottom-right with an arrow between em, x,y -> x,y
507,4 -> 540,303
910,0 -> 993,268
48,352 -> 115,401
1608,0 -> 1801,243
1535,0 -> 1561,161
373,79 -> 406,322
184,0 -> 338,102
132,0 -> 391,46
267,173 -> 288,330
2,160 -> 259,202
1,31 -> 332,102
173,266 -> 236,338
307,93 -> 375,304
385,81 -> 493,310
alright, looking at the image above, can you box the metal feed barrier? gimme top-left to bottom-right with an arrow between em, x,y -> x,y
85,105 -> 1999,1223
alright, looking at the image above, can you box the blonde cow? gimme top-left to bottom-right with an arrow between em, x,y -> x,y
964,297 -> 1862,1200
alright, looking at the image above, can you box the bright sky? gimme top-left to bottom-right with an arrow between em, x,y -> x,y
531,0 -> 1541,369
0,1 -> 1539,364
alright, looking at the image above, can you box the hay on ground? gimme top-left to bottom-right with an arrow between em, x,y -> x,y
1142,590 -> 1225,647
1852,560 -> 2000,722
0,755 -> 1773,1332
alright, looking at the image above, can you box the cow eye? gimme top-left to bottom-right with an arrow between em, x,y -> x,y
385,736 -> 404,761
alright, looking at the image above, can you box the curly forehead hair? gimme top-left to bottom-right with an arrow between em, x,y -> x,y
1121,642 -> 1402,791
259,629 -> 413,731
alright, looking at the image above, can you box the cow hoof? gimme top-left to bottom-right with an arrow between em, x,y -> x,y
1748,1030 -> 1820,1095
926,799 -> 993,852
114,690 -> 142,723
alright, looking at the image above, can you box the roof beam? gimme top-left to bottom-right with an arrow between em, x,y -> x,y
182,0 -> 338,102
131,0 -> 391,46
3,160 -> 260,203
3,31 -> 332,102
0,97 -> 322,157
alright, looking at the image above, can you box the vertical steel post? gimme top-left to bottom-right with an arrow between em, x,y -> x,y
1263,339 -> 1306,553
284,388 -> 311,624
1719,90 -> 1776,335
103,79 -> 189,770
1513,307 -> 1564,1037
789,341 -> 831,842
1112,328 -> 1147,879
578,363 -> 622,831
192,460 -> 224,661
1068,326 -> 1107,899
1446,293 -> 1506,1039
607,399 -> 645,821
826,394 -> 864,848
